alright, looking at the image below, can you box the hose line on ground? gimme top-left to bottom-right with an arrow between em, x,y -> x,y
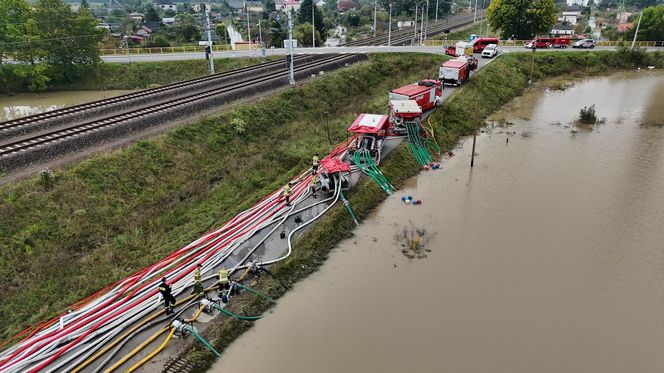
125,327 -> 175,373
339,189 -> 359,226
353,148 -> 395,194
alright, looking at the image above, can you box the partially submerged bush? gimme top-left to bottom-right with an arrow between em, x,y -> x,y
578,105 -> 597,124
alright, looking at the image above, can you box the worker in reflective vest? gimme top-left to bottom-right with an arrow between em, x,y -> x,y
283,183 -> 292,206
159,277 -> 177,315
310,174 -> 318,198
218,267 -> 230,296
191,264 -> 204,295
312,154 -> 320,173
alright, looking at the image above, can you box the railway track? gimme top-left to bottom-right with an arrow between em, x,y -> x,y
343,12 -> 485,47
0,53 -> 366,172
0,54 -> 324,142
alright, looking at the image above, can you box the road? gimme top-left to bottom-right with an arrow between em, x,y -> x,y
101,45 -> 659,63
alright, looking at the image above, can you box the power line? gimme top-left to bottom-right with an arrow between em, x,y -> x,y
0,33 -> 105,46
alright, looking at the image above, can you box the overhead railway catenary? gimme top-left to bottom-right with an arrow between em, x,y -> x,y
342,12 -> 485,47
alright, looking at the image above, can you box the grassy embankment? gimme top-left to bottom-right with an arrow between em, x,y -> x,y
0,53 -> 444,342
0,56 -> 280,94
432,20 -> 497,41
176,49 -> 664,371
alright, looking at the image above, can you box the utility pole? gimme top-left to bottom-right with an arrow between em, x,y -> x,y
288,10 -> 295,85
258,18 -> 265,56
373,0 -> 377,37
123,35 -> 130,64
420,3 -> 425,44
246,2 -> 252,54
435,0 -> 439,22
413,4 -> 418,45
631,11 -> 643,49
388,2 -> 392,49
473,0 -> 478,22
205,0 -> 215,74
312,0 -> 316,47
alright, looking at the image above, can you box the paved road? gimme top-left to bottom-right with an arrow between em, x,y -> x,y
101,45 -> 660,63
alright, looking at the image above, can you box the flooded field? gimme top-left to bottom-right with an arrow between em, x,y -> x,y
0,90 -> 136,121
213,71 -> 664,372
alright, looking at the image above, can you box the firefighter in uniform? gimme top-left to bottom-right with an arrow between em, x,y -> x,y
283,183 -> 292,206
218,267 -> 230,296
312,154 -> 320,173
159,277 -> 177,315
191,264 -> 204,295
310,174 -> 318,198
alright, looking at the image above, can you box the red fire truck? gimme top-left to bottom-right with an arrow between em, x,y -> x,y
439,59 -> 471,86
388,80 -> 442,112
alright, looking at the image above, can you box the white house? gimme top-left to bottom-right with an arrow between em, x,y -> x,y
276,0 -> 301,12
158,3 -> 177,11
560,11 -> 580,25
566,0 -> 588,5
551,24 -> 574,35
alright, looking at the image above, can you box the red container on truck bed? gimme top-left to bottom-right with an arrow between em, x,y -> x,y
439,59 -> 470,86
388,80 -> 442,112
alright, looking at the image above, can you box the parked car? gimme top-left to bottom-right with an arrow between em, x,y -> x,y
481,44 -> 498,58
573,39 -> 595,48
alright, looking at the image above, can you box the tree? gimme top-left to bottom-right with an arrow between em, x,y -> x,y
625,5 -> 664,40
80,0 -> 89,9
0,0 -> 33,63
294,22 -> 323,47
266,0 -> 276,12
32,0 -> 103,81
298,0 -> 327,41
174,14 -> 201,42
487,0 -> 558,40
144,5 -> 161,22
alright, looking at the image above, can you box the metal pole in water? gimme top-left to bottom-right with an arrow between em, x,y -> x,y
528,46 -> 535,85
631,11 -> 643,50
470,130 -> 477,167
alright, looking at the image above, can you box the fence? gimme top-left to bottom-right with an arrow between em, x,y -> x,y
101,44 -> 234,55
423,39 -> 661,47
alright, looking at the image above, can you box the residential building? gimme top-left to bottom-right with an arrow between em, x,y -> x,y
129,12 -> 144,22
551,24 -> 574,35
566,0 -> 588,5
192,3 -> 201,12
337,0 -> 355,12
157,3 -> 177,11
275,0 -> 301,12
560,11 -> 580,25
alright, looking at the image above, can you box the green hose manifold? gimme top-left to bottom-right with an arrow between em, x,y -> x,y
353,148 -> 396,195
406,121 -> 432,167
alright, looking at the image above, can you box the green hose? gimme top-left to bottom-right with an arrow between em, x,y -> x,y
406,121 -> 432,166
234,283 -> 275,302
213,303 -> 262,321
353,148 -> 395,195
187,326 -> 222,357
339,189 -> 359,226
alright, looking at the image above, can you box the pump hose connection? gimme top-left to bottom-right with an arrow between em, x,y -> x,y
353,148 -> 395,195
339,189 -> 359,226
172,319 -> 221,357
406,121 -> 433,167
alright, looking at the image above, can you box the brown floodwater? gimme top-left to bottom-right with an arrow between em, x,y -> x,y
0,90 -> 136,121
212,71 -> 664,373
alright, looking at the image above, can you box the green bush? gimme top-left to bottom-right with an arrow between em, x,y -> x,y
578,105 -> 597,124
